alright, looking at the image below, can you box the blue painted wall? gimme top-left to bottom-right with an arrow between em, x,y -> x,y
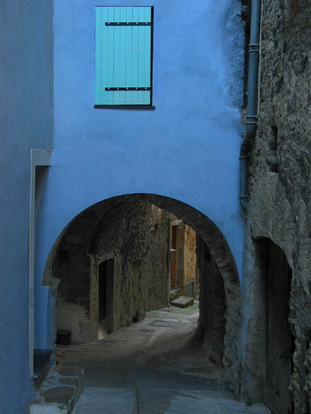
0,0 -> 53,412
36,0 -> 245,348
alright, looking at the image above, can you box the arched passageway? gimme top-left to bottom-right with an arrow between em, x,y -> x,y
43,194 -> 241,386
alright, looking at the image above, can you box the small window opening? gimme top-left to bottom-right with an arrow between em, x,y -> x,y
267,125 -> 278,173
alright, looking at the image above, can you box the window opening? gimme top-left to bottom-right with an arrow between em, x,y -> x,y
95,6 -> 154,108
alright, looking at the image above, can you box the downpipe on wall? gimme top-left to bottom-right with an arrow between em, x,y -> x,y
239,0 -> 261,214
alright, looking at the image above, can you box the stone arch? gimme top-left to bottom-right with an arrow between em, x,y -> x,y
43,193 -> 241,385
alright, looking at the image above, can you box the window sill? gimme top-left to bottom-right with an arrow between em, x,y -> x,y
94,105 -> 155,110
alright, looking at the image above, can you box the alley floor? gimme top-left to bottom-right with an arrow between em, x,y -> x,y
57,302 -> 271,414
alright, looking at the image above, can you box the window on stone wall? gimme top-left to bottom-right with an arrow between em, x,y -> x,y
95,6 -> 154,108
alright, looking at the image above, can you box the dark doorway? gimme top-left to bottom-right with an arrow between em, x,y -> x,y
98,258 -> 114,334
264,240 -> 294,414
170,225 -> 177,288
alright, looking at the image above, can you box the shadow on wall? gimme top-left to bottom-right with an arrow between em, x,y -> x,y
43,193 -> 241,386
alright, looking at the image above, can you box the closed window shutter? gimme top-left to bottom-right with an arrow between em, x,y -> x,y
95,7 -> 153,106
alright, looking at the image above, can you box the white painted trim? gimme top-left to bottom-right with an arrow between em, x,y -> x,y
29,149 -> 51,378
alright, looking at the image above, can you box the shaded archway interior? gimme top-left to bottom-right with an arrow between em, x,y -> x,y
46,194 -> 241,385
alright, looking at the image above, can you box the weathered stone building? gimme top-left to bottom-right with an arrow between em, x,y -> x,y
241,0 -> 311,412
54,202 -> 170,343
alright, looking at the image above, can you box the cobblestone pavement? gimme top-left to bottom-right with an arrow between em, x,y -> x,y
59,303 -> 271,414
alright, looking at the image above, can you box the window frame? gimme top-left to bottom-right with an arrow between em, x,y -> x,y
94,6 -> 155,109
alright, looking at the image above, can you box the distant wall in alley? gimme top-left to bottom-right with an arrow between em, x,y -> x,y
170,219 -> 198,296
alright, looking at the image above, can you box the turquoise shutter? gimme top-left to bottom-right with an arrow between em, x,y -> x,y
95,7 -> 153,106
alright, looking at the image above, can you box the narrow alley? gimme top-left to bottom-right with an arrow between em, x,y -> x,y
54,303 -> 271,414
4,0 -> 311,412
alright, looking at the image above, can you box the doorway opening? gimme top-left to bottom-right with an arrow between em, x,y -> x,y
29,150 -> 51,381
98,256 -> 115,337
256,238 -> 294,414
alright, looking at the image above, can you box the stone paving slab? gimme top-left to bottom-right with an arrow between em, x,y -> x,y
41,386 -> 75,404
73,367 -> 271,414
29,366 -> 84,414
73,385 -> 271,414
135,367 -> 218,390
165,390 -> 271,414
72,387 -> 136,413
66,304 -> 271,414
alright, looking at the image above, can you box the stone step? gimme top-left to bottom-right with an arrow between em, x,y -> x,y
170,287 -> 182,301
170,296 -> 194,308
29,365 -> 84,414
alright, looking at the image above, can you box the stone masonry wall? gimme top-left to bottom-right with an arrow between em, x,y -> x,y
53,212 -> 95,343
197,237 -> 226,368
89,202 -> 169,331
54,201 -> 169,343
245,0 -> 311,410
183,225 -> 198,295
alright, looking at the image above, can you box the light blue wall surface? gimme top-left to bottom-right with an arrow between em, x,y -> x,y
36,0 -> 245,348
0,0 -> 53,412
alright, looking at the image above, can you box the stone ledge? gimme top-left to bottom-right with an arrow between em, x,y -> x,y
29,365 -> 84,414
170,296 -> 194,308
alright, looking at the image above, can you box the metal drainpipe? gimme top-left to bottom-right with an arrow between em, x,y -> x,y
240,0 -> 261,213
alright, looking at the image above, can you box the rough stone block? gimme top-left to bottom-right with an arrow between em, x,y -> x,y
171,296 -> 194,308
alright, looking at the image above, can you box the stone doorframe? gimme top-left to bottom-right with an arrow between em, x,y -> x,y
89,252 -> 121,338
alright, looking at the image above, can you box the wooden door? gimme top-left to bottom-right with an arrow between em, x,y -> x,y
265,240 -> 294,413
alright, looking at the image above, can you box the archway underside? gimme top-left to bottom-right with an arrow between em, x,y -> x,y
44,194 -> 241,386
